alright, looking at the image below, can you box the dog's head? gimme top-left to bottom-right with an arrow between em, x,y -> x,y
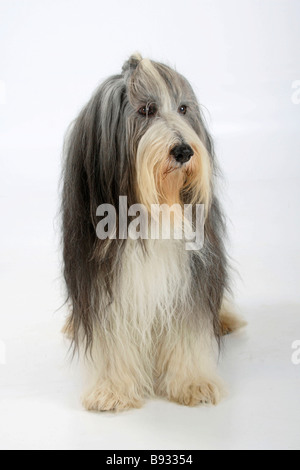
122,53 -> 212,210
64,54 -> 215,220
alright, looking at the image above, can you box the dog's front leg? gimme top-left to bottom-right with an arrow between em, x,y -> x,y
155,319 -> 225,406
82,330 -> 153,412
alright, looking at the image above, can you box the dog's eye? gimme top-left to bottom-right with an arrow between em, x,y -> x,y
138,104 -> 157,117
178,105 -> 187,115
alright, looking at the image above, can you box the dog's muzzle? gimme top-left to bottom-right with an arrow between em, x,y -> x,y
170,144 -> 194,164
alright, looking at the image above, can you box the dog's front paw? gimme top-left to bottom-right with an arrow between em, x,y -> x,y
82,385 -> 143,412
169,379 -> 224,407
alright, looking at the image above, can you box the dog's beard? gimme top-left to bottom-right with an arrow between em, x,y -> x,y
136,117 -> 212,211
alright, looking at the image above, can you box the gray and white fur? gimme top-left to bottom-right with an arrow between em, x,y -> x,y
62,53 -> 245,410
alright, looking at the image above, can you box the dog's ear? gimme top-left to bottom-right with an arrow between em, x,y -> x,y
63,77 -> 124,232
62,75 -> 132,350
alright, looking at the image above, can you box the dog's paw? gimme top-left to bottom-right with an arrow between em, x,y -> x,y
169,379 -> 224,407
82,386 -> 143,412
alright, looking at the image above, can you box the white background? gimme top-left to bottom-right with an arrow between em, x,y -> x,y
0,0 -> 300,450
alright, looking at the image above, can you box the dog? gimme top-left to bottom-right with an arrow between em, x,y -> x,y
61,53 -> 245,411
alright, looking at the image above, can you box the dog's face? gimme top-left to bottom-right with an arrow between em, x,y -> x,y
124,55 -> 212,210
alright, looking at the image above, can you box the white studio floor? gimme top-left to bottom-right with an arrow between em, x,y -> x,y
0,301 -> 299,450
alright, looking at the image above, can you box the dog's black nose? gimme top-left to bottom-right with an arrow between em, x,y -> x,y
170,144 -> 194,164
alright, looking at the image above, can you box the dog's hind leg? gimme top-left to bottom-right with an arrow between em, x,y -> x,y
219,300 -> 247,336
62,316 -> 74,340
